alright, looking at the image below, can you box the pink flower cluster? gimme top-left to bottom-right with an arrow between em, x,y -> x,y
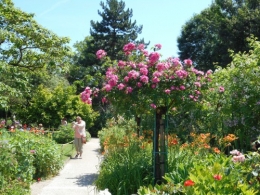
80,87 -> 99,105
81,42 -> 213,107
219,86 -> 225,93
96,49 -> 107,59
230,149 -> 245,163
123,42 -> 136,55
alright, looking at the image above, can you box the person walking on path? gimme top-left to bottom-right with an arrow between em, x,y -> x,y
72,116 -> 86,159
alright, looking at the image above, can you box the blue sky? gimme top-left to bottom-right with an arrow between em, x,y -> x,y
12,0 -> 213,58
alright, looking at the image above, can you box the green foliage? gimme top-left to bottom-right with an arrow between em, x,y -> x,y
96,118 -> 152,194
53,124 -> 92,144
97,116 -> 137,151
96,127 -> 260,194
138,149 -> 260,194
52,125 -> 74,144
16,84 -> 98,128
203,37 -> 260,150
178,0 -> 260,70
0,135 -> 32,195
0,130 -> 64,194
0,0 -> 72,111
8,131 -> 63,180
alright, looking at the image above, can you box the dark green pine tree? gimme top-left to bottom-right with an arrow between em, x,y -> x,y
90,0 -> 147,60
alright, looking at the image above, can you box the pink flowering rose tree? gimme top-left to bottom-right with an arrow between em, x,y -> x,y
81,42 -> 212,183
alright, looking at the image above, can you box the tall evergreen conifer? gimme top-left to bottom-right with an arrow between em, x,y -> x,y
90,0 -> 146,60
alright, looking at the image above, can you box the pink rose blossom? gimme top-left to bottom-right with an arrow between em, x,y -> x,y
164,89 -> 171,94
140,67 -> 148,75
171,57 -> 182,66
195,90 -> 201,95
156,62 -> 167,72
140,75 -> 149,83
152,77 -> 160,83
153,71 -> 162,77
179,85 -> 186,90
184,59 -> 192,66
126,87 -> 133,94
101,97 -> 108,104
194,82 -> 201,87
104,84 -> 112,92
137,82 -> 142,87
124,76 -> 129,82
155,44 -> 162,49
151,84 -> 157,88
128,61 -> 136,69
117,83 -> 125,90
123,43 -> 135,53
142,50 -> 149,57
150,103 -> 157,109
206,69 -> 213,75
219,86 -> 225,93
137,44 -> 145,51
108,75 -> 118,87
96,49 -> 107,59
118,60 -> 126,67
149,52 -> 160,64
128,70 -> 139,79
176,70 -> 188,79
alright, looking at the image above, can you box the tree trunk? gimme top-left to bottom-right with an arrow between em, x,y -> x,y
135,116 -> 141,137
154,106 -> 167,184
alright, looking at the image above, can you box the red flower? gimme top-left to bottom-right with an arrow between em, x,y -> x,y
184,179 -> 195,186
37,178 -> 41,182
213,174 -> 222,180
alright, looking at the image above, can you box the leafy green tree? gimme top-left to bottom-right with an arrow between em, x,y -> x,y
177,0 -> 260,71
0,0 -> 72,114
16,84 -> 98,128
204,36 -> 260,151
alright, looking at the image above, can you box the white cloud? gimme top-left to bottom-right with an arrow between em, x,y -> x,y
39,0 -> 71,17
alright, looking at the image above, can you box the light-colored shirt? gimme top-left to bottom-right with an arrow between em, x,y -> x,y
73,120 -> 86,138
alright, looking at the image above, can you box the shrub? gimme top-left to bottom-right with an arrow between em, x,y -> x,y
53,124 -> 92,144
95,138 -> 153,195
52,125 -> 74,144
0,131 -> 63,187
96,118 -> 152,195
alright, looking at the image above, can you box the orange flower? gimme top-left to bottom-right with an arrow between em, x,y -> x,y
213,147 -> 220,154
184,179 -> 195,186
213,174 -> 222,180
223,134 -> 238,142
181,143 -> 188,148
171,138 -> 178,145
203,144 -> 210,149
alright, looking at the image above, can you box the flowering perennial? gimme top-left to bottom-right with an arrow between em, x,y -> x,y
81,43 -> 214,114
